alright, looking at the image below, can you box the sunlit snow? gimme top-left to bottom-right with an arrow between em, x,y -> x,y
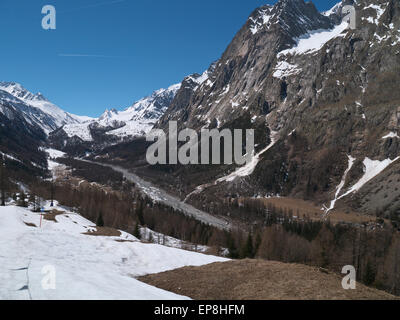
0,203 -> 227,300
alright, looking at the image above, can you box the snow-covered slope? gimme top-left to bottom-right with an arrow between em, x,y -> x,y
0,203 -> 227,300
0,82 -> 90,134
278,21 -> 348,56
60,83 -> 181,141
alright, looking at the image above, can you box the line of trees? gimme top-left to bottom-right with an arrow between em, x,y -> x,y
27,164 -> 400,296
31,179 -> 228,251
225,214 -> 400,296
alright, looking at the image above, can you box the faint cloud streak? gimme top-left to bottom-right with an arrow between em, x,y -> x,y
58,53 -> 127,58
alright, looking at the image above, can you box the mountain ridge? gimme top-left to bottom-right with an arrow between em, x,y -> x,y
99,0 -> 400,219
0,82 -> 90,133
2,0 -> 400,218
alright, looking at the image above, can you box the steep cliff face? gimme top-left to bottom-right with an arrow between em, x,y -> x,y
153,0 -> 400,216
158,0 -> 334,132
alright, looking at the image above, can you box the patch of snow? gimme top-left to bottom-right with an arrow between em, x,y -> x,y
279,22 -> 348,57
392,35 -> 400,46
374,33 -> 388,43
323,155 -> 356,215
140,228 -> 210,253
217,131 -> 278,183
63,123 -> 93,141
249,7 -> 273,34
221,85 -> 230,96
322,2 -> 341,17
0,204 -> 227,300
273,61 -> 301,79
44,148 -> 66,159
382,132 -> 400,139
106,121 -> 151,138
340,157 -> 400,198
0,152 -> 22,164
363,4 -> 387,25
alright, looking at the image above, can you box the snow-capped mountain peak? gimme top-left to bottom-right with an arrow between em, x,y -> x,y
248,0 -> 334,38
99,108 -> 119,121
54,82 -> 182,144
0,81 -> 88,134
126,83 -> 181,121
0,82 -> 44,101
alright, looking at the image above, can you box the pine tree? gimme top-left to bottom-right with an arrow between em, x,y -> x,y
32,195 -> 41,212
148,232 -> 154,243
0,155 -> 6,206
50,180 -> 55,207
254,232 -> 262,256
364,260 -> 376,286
96,212 -> 104,227
226,232 -> 239,259
241,233 -> 254,259
136,200 -> 145,225
18,192 -> 27,207
133,223 -> 141,240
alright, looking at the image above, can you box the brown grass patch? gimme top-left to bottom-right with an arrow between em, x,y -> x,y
261,197 -> 377,224
24,222 -> 37,228
42,209 -> 65,222
84,227 -> 121,237
138,259 -> 397,300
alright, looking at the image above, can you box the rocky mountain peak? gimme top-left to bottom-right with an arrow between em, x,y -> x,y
0,81 -> 87,134
99,108 -> 118,121
33,92 -> 49,102
0,82 -> 52,103
150,0 -> 400,217
248,0 -> 334,40
0,82 -> 38,101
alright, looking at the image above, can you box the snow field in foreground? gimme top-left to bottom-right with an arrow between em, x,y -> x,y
0,203 -> 227,300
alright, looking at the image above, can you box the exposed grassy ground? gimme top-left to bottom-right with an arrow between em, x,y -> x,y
261,197 -> 379,224
139,259 -> 398,300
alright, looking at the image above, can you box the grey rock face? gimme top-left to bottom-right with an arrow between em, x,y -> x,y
150,0 -> 400,214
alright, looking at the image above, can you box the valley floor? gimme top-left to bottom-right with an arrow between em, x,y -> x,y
0,204 -> 227,300
86,160 -> 232,230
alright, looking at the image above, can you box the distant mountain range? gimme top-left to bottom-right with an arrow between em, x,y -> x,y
60,83 -> 181,143
0,79 -> 184,157
0,82 -> 88,134
1,0 -> 400,218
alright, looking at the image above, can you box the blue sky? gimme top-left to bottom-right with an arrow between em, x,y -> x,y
0,0 -> 338,117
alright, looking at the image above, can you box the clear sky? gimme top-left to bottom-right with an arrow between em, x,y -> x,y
0,0 -> 339,117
